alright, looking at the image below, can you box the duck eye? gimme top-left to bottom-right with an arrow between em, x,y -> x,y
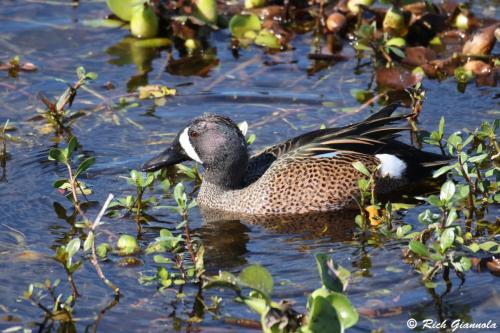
190,130 -> 200,138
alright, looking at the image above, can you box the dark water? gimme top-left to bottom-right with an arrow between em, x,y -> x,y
0,1 -> 499,332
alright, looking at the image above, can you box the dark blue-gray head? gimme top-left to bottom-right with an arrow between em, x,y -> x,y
141,114 -> 248,188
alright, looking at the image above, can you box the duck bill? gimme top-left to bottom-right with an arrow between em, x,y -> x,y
141,140 -> 188,172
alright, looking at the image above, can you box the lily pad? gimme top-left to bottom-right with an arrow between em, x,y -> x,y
229,14 -> 261,39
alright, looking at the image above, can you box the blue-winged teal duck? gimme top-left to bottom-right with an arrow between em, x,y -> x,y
141,105 -> 448,215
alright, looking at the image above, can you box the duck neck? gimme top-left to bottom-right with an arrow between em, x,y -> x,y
202,153 -> 248,190
203,144 -> 248,191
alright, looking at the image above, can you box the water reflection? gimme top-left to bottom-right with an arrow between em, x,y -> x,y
201,208 -> 357,241
106,37 -> 166,92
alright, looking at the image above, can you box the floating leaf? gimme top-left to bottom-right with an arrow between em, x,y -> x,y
116,234 -> 140,255
305,296 -> 342,333
194,0 -> 217,24
106,0 -> 141,21
238,265 -> 273,296
82,18 -> 127,28
130,4 -> 159,39
229,14 -> 261,39
255,29 -> 280,49
138,85 -> 176,99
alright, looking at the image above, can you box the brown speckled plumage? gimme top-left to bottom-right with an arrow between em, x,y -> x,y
142,105 -> 449,217
198,153 -> 397,215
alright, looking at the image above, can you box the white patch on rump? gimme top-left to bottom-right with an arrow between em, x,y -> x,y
179,127 -> 203,163
375,154 -> 406,178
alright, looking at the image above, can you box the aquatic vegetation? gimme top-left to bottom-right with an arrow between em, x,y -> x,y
38,67 -> 97,136
205,253 -> 359,333
0,55 -> 37,77
2,0 -> 499,331
352,116 -> 500,285
48,136 -> 95,212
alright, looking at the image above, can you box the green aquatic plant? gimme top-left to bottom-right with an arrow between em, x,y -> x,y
22,279 -> 76,329
144,182 -> 203,288
108,169 -> 159,233
0,55 -> 37,77
130,3 -> 159,38
407,118 -> 500,281
38,66 -> 97,136
48,136 -> 95,213
204,253 -> 359,333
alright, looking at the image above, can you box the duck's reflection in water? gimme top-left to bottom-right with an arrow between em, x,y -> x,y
197,208 -> 357,271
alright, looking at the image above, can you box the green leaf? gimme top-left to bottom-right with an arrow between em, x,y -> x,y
238,265 -> 273,296
459,257 -> 472,271
83,231 -> 94,252
203,271 -> 239,290
386,37 -> 406,48
467,243 -> 480,253
352,161 -> 371,177
48,148 -> 67,164
315,253 -> 349,292
76,66 -> 86,80
153,255 -> 171,264
409,240 -> 430,257
229,14 -> 261,39
53,179 -> 69,189
389,46 -> 405,58
440,228 -> 455,252
75,157 -> 95,178
440,181 -> 456,202
67,137 -> 78,158
454,67 -> 474,83
66,238 -> 81,259
106,0 -> 141,21
447,133 -> 462,148
479,241 -> 500,253
426,195 -> 443,207
438,116 -> 445,137
433,164 -> 454,178
96,243 -> 111,258
194,0 -> 217,24
396,225 -> 412,238
305,296 -> 343,333
254,29 -> 280,49
327,292 -> 359,329
173,182 -> 186,207
468,153 -> 488,163
85,72 -> 98,81
143,173 -> 154,187
243,297 -> 268,316
445,208 -> 458,227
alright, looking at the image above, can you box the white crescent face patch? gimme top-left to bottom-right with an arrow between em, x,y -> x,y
375,154 -> 406,178
179,127 -> 203,164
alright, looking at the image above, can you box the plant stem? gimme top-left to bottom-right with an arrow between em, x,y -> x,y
457,150 -> 476,218
66,163 -> 83,215
90,194 -> 120,295
65,267 -> 80,300
183,218 -> 197,267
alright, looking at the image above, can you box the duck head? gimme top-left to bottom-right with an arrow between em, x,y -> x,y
141,114 -> 249,189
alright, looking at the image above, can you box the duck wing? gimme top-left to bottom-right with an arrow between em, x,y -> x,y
244,104 -> 409,183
